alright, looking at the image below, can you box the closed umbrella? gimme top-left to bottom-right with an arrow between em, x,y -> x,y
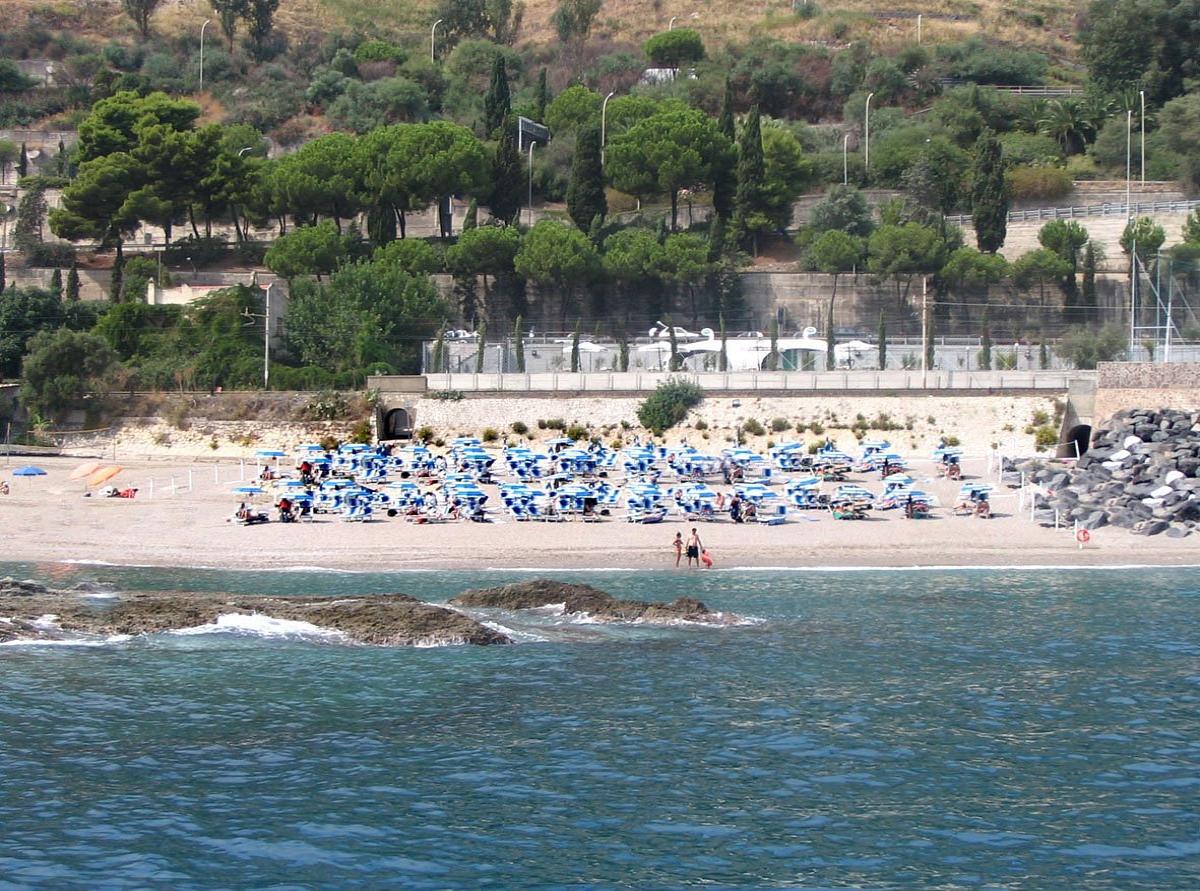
87,466 -> 123,488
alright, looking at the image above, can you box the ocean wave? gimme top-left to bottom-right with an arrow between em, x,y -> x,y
0,635 -> 132,648
169,613 -> 348,640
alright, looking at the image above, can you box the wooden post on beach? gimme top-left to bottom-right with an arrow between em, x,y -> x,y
148,478 -> 154,498
188,469 -> 193,491
213,465 -> 219,484
170,477 -> 176,495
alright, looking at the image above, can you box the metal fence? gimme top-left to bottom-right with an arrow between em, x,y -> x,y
424,369 -> 1086,393
948,199 -> 1200,226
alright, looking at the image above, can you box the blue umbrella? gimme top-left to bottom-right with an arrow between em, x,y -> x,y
12,466 -> 46,477
256,449 -> 287,458
232,485 -> 264,495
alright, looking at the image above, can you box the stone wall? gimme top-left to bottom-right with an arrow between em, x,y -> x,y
1092,363 -> 1200,425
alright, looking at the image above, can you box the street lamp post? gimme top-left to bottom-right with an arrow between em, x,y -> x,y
199,19 -> 211,92
431,19 -> 443,63
527,142 -> 537,228
864,92 -> 875,172
842,133 -> 849,185
1139,90 -> 1146,185
1125,109 -> 1132,218
601,91 -> 615,164
669,15 -> 678,29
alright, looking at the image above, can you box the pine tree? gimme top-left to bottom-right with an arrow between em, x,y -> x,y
618,336 -> 629,372
718,314 -> 728,372
475,319 -> 487,373
513,315 -> 525,372
1080,241 -> 1097,322
732,106 -> 769,252
570,322 -> 581,372
712,77 -> 736,221
979,307 -> 992,370
109,253 -> 124,303
535,68 -> 550,121
49,267 -> 62,297
970,130 -> 1008,253
877,310 -> 887,370
566,125 -> 606,232
484,57 -> 511,138
65,262 -> 80,302
489,118 -> 523,225
17,142 -> 28,179
463,199 -> 478,231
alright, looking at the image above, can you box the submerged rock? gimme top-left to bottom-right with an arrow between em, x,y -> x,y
0,579 -> 510,646
450,578 -> 740,625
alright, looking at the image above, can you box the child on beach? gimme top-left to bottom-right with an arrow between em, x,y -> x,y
673,532 -> 683,567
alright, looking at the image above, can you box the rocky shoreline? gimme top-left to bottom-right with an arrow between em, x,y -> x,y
0,578 -> 510,647
451,578 -> 742,625
1019,409 -> 1200,537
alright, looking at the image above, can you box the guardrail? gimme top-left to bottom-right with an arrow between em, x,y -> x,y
949,199 -> 1200,226
423,370 -> 1085,393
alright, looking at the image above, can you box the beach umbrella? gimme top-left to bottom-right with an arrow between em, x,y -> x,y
256,449 -> 287,458
69,461 -> 103,481
12,466 -> 46,477
232,485 -> 264,495
87,466 -> 123,488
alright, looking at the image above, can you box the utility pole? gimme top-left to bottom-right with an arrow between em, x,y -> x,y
1139,90 -> 1146,185
864,92 -> 875,172
527,142 -> 537,228
199,20 -> 211,92
842,134 -> 849,185
601,91 -> 615,165
431,19 -> 443,63
921,276 -> 929,388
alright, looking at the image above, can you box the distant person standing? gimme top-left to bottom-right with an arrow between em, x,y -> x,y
673,532 -> 684,567
686,527 -> 702,568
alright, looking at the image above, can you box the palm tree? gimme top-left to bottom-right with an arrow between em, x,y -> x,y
1037,99 -> 1092,155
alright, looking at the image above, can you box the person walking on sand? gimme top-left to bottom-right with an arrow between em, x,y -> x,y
673,531 -> 684,567
686,527 -> 702,568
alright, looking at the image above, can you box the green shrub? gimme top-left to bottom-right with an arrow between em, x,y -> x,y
565,423 -> 588,440
415,425 -> 435,443
770,417 -> 791,432
349,419 -> 372,443
482,427 -> 499,442
636,378 -> 704,436
1007,165 -> 1072,202
1034,426 -> 1058,451
429,389 -> 464,401
511,420 -> 528,434
742,418 -> 766,436
693,419 -> 708,430
544,418 -> 566,430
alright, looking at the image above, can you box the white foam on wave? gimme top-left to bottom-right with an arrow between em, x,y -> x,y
1,635 -> 132,648
170,612 -> 347,640
715,563 -> 1200,573
478,620 -> 549,643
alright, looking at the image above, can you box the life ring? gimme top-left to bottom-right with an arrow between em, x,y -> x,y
1076,529 -> 1091,543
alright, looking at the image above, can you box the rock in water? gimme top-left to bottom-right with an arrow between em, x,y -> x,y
0,580 -> 510,646
450,579 -> 740,625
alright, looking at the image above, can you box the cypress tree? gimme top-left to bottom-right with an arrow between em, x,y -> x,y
570,322 -> 581,372
66,262 -> 80,302
877,310 -> 887,370
668,324 -> 681,371
109,253 -> 124,303
535,68 -> 550,121
489,118 -> 523,225
587,214 -> 604,245
566,125 -> 606,233
0,250 -> 5,292
1080,241 -> 1097,322
1039,340 -> 1050,369
825,311 -> 835,370
766,316 -> 779,370
970,130 -> 1008,253
513,315 -> 525,372
463,199 -> 478,231
17,142 -> 28,178
484,57 -> 511,137
732,106 -> 768,252
979,307 -> 992,370
618,335 -> 629,372
431,326 -> 446,372
49,267 -> 62,297
924,305 -> 935,369
712,77 -> 736,221
475,319 -> 487,373
718,314 -> 728,372
56,139 -> 65,176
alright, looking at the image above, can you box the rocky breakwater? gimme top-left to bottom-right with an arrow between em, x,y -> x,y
450,578 -> 743,624
1022,408 -> 1200,537
0,578 -> 511,646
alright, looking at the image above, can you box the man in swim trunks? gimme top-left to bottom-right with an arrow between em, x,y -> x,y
686,527 -> 702,568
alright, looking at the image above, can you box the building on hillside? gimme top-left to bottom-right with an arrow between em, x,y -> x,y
147,278 -> 289,347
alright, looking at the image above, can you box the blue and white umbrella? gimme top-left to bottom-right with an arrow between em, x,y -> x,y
12,466 -> 47,477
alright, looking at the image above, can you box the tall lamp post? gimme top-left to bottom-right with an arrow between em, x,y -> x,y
601,91 -> 615,164
1139,90 -> 1146,185
527,142 -> 537,228
430,19 -> 443,63
199,19 -> 211,92
1125,109 -> 1132,218
669,15 -> 678,29
842,133 -> 849,185
864,92 -> 875,173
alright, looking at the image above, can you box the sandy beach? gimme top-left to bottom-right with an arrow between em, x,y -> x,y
1,453 -> 1195,572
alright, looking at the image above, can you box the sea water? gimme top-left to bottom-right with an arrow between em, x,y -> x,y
1,563 -> 1198,889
